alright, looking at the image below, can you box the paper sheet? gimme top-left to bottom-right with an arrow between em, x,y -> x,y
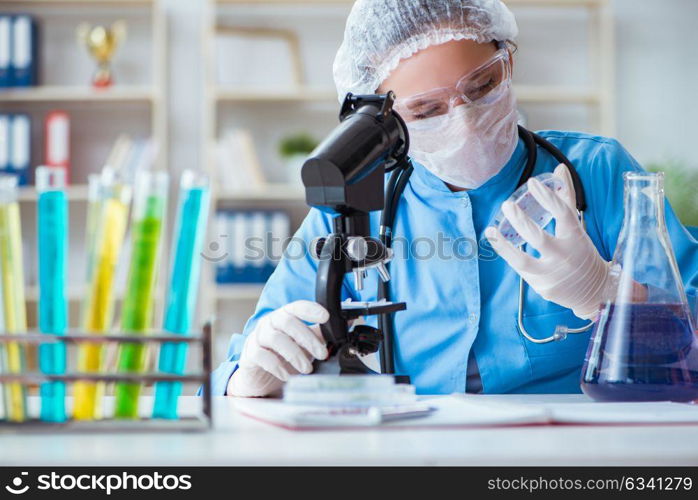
544,401 -> 698,424
233,394 -> 698,431
232,395 -> 547,430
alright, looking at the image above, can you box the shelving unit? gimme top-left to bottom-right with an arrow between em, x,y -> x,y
217,183 -> 304,201
507,0 -> 615,134
214,84 -> 600,105
2,0 -> 168,173
0,85 -> 157,103
214,284 -> 266,301
6,0 -> 155,5
201,0 -> 329,324
206,0 -> 614,128
25,285 -> 85,302
215,86 -> 336,102
18,183 -> 89,202
2,0 -> 168,327
24,285 -> 164,303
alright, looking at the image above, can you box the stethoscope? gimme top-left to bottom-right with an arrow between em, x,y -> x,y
377,125 -> 595,374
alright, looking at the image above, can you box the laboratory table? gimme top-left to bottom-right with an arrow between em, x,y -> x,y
1,395 -> 697,466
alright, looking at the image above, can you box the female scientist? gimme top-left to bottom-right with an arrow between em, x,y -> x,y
213,0 -> 698,397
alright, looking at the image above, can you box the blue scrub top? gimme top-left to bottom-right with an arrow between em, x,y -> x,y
210,130 -> 698,396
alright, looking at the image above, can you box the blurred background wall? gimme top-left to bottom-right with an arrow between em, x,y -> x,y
163,0 -> 698,179
613,0 -> 698,164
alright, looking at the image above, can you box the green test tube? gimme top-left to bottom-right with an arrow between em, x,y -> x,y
37,167 -> 68,422
114,170 -> 168,419
0,175 -> 28,422
153,170 -> 210,419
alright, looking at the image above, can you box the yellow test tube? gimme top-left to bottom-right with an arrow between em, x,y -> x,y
79,173 -> 102,328
73,171 -> 131,420
0,175 -> 28,422
0,253 -> 5,420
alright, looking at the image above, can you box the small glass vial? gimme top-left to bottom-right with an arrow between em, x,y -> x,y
492,173 -> 564,247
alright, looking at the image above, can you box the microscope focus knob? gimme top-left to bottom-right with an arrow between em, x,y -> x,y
346,236 -> 369,262
311,237 -> 326,260
350,324 -> 383,355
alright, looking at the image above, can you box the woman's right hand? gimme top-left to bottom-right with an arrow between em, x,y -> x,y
226,300 -> 330,397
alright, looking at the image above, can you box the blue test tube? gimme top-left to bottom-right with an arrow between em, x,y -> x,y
37,166 -> 68,422
153,170 -> 210,419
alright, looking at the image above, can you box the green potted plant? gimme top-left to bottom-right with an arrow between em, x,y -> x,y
279,132 -> 319,187
647,159 -> 698,234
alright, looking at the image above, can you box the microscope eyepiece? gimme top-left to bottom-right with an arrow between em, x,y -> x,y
301,93 -> 409,215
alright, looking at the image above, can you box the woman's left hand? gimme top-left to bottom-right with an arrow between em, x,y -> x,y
485,163 -> 612,320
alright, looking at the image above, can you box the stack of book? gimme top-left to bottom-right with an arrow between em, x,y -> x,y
0,14 -> 38,88
214,129 -> 266,193
0,113 -> 30,185
214,209 -> 291,284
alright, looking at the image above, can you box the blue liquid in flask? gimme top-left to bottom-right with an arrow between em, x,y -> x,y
581,303 -> 698,402
581,172 -> 698,402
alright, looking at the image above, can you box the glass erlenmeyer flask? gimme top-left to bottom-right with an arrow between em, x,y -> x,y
581,172 -> 698,402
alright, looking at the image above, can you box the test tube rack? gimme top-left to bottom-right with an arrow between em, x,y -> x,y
0,323 -> 213,433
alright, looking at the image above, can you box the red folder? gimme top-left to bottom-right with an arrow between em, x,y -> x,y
44,111 -> 70,183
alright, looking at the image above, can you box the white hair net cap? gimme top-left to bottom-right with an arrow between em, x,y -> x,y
333,0 -> 518,102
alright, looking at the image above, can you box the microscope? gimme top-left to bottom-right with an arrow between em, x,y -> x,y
301,92 -> 410,376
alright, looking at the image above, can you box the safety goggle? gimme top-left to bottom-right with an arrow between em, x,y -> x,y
393,42 -> 512,123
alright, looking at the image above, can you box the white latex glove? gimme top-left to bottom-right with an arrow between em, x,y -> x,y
227,300 -> 330,397
485,164 -> 612,320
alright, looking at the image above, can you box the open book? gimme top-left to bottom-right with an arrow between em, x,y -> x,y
232,394 -> 698,430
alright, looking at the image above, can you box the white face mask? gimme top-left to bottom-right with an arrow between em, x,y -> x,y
406,84 -> 519,189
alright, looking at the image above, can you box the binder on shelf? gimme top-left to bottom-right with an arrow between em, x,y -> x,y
214,211 -> 231,284
268,211 -> 290,275
44,111 -> 71,183
11,15 -> 38,87
0,16 -> 11,88
247,211 -> 267,278
230,211 -> 247,282
8,114 -> 30,185
0,115 -> 9,174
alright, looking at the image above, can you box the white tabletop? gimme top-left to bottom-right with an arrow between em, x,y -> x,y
2,394 -> 698,466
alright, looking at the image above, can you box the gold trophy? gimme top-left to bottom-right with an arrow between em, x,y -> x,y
76,21 -> 127,88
